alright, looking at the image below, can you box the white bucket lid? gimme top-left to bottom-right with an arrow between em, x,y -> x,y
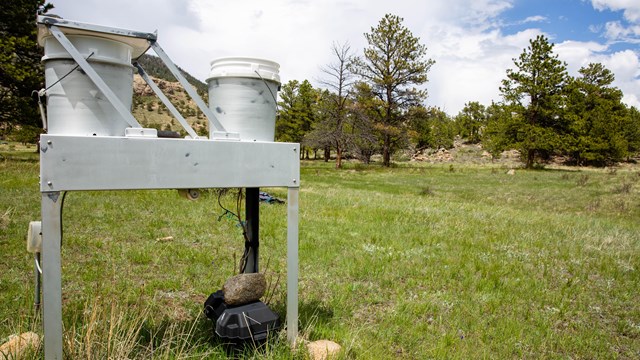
207,57 -> 280,83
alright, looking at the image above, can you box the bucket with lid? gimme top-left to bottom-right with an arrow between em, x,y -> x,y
206,57 -> 280,142
42,35 -> 134,136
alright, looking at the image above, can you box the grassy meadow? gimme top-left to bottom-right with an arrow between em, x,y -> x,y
1,142 -> 639,358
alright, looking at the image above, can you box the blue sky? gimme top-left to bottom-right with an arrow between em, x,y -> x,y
503,1 -> 614,39
49,0 -> 640,114
502,0 -> 631,50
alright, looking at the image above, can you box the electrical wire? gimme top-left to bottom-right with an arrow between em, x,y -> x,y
216,189 -> 250,273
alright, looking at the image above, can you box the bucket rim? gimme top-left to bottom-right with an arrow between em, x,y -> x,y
209,56 -> 280,68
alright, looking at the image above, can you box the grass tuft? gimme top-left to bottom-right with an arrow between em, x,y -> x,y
614,182 -> 633,194
576,174 -> 590,186
0,208 -> 12,230
419,186 -> 435,196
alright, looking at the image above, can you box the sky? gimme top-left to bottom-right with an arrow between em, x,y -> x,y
48,0 -> 640,115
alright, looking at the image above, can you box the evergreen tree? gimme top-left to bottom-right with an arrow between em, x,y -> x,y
625,106 -> 640,159
347,81 -> 381,164
482,101 -> 515,159
409,105 -> 455,150
275,80 -> 319,159
565,63 -> 629,165
0,0 -> 52,138
455,101 -> 487,144
351,14 -> 434,166
498,35 -> 569,168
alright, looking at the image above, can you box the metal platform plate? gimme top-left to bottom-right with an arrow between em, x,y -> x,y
40,135 -> 300,191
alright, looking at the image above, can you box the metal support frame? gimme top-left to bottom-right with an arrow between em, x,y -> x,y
36,15 -> 299,359
150,42 -> 227,133
134,63 -> 199,139
39,135 -> 300,359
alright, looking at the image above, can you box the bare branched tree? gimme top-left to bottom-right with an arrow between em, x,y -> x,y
312,42 -> 355,168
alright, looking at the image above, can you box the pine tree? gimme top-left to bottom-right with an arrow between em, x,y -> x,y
499,35 -> 569,168
566,63 -> 633,165
275,80 -> 319,159
455,101 -> 487,144
351,14 -> 434,166
0,0 -> 52,138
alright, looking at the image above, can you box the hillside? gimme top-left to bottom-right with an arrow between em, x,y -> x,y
132,55 -> 209,136
136,55 -> 207,95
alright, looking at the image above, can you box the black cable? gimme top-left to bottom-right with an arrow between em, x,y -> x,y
216,189 -> 250,273
43,52 -> 94,92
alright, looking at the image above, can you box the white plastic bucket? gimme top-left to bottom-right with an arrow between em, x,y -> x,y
42,35 -> 134,136
206,57 -> 280,142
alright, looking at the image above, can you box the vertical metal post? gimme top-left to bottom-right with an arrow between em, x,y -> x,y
41,192 -> 63,360
286,187 -> 299,344
244,187 -> 260,273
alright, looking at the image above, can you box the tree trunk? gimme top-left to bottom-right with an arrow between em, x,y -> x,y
526,149 -> 535,169
323,146 -> 330,162
382,135 -> 391,167
335,143 -> 342,169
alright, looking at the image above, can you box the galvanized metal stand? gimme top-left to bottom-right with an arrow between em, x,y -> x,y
36,16 -> 300,360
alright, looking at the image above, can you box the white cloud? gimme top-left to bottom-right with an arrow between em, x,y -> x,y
603,21 -> 640,42
591,0 -> 640,22
592,0 -> 640,44
522,15 -> 547,24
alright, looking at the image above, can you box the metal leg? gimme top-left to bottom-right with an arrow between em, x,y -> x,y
41,192 -> 63,360
286,187 -> 299,344
244,187 -> 259,273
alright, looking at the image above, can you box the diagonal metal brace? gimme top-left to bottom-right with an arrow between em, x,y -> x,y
134,63 -> 200,139
149,41 -> 227,133
48,25 -> 142,129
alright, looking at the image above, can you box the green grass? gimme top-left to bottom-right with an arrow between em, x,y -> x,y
1,152 -> 639,358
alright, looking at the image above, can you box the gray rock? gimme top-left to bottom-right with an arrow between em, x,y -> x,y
223,273 -> 266,305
